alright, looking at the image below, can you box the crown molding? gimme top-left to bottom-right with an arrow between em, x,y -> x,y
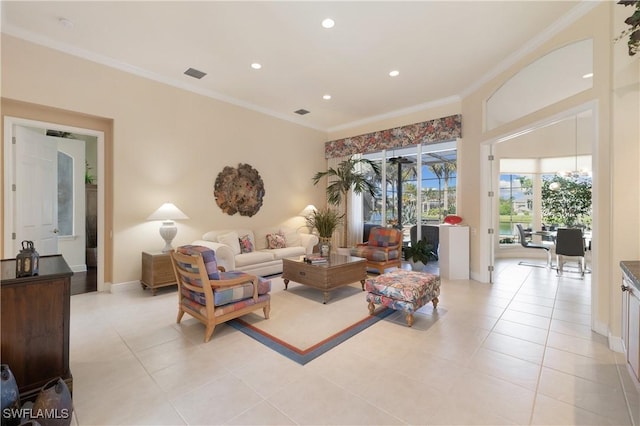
459,0 -> 599,99
1,24 -> 327,133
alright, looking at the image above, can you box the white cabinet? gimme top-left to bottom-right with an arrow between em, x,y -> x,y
622,270 -> 640,380
439,225 -> 469,280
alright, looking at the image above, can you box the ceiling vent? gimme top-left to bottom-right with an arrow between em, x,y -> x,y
184,68 -> 207,79
294,109 -> 310,115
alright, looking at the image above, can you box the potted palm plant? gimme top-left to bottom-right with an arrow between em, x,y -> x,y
403,239 -> 433,271
306,207 -> 343,256
312,156 -> 380,247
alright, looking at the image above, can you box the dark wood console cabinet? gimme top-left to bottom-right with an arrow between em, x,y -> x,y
1,255 -> 73,403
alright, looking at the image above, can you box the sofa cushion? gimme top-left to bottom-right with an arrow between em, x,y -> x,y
267,246 -> 305,260
234,251 -> 275,267
254,227 -> 279,251
280,227 -> 301,247
218,231 -> 241,255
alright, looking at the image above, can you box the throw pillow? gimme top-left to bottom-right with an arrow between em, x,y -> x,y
217,231 -> 241,255
239,234 -> 254,253
266,232 -> 286,249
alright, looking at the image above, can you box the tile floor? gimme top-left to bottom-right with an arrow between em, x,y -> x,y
69,259 -> 639,425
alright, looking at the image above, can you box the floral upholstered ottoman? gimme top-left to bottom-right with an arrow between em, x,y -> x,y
365,269 -> 440,327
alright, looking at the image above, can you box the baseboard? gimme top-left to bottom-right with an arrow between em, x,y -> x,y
69,264 -> 88,273
608,331 -> 625,353
110,280 -> 141,293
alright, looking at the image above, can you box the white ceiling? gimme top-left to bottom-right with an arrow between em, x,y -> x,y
1,1 -> 594,132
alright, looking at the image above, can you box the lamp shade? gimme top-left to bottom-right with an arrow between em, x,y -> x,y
298,204 -> 317,217
147,203 -> 189,253
146,203 -> 189,221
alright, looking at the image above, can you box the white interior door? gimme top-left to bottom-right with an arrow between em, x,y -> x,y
14,126 -> 59,255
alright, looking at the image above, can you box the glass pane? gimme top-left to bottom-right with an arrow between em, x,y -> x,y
499,173 -> 533,244
57,151 -> 73,236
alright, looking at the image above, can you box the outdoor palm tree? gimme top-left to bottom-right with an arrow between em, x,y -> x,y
430,162 -> 457,215
312,157 -> 380,247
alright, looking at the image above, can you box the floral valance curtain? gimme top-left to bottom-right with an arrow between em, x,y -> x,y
325,114 -> 462,159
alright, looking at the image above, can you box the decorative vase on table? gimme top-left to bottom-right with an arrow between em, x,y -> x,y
319,237 -> 332,257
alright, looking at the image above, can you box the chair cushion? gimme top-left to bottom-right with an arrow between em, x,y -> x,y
181,293 -> 271,317
176,245 -> 220,280
350,246 -> 399,262
181,275 -> 271,306
368,227 -> 401,247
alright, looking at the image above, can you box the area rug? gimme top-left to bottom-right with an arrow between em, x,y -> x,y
228,277 -> 394,365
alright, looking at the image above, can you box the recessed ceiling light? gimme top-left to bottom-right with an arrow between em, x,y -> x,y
251,63 -> 262,70
582,72 -> 593,79
323,94 -> 331,100
389,70 -> 400,77
322,18 -> 335,29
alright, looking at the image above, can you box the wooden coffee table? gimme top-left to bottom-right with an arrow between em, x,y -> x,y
282,254 -> 367,303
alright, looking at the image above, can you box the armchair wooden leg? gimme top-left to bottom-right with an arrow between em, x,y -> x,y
263,302 -> 271,319
204,324 -> 216,343
368,301 -> 376,315
177,309 -> 185,324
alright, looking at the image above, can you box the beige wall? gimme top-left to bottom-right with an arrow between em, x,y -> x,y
332,3 -> 639,343
1,2 -> 638,342
1,35 -> 327,284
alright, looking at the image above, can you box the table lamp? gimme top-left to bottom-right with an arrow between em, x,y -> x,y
147,203 -> 189,252
298,204 -> 317,233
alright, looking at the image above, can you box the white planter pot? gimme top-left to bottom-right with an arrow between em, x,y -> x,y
409,260 -> 426,271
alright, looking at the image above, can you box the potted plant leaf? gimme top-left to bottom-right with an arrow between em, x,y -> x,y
306,207 -> 343,256
312,156 -> 380,247
403,239 -> 433,271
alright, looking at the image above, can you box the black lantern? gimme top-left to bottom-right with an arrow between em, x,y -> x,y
16,240 -> 39,278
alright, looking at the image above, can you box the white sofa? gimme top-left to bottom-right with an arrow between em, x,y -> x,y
192,226 -> 318,276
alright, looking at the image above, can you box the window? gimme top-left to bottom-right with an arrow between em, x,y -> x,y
499,173 -> 533,244
362,141 -> 457,236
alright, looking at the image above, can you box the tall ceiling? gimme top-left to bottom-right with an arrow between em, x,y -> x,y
1,1 -> 592,132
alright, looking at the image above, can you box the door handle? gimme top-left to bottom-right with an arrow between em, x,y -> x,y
53,228 -> 59,234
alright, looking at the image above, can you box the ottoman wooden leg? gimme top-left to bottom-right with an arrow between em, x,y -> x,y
368,300 -> 376,315
406,313 -> 414,327
432,297 -> 439,309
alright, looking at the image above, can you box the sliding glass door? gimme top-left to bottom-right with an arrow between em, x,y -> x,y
361,141 -> 457,242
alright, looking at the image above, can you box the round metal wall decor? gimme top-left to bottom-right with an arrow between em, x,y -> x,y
214,163 -> 265,217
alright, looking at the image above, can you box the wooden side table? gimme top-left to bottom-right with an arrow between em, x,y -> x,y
141,251 -> 177,295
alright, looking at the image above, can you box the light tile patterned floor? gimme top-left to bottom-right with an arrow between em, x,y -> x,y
69,259 -> 639,425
